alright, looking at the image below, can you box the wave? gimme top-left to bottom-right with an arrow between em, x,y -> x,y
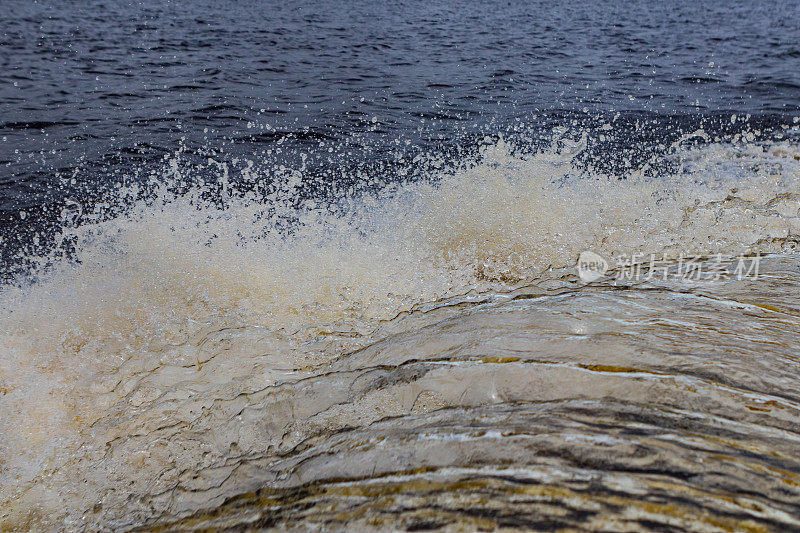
1,130 -> 800,529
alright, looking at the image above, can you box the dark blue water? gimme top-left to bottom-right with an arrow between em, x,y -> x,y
1,0 -> 800,261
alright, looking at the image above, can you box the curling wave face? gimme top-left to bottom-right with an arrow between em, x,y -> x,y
2,134 -> 800,530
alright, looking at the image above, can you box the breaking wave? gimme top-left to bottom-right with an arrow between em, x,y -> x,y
2,130 -> 800,530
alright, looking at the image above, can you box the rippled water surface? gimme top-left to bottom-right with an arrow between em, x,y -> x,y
1,1 -> 800,531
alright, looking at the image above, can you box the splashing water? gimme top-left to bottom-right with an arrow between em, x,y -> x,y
2,134 -> 800,530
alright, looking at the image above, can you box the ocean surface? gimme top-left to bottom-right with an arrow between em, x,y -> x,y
2,0 -> 800,531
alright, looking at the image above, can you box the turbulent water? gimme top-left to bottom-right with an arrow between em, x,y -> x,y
2,1 -> 800,532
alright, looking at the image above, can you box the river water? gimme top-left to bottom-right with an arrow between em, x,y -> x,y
1,1 -> 800,531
